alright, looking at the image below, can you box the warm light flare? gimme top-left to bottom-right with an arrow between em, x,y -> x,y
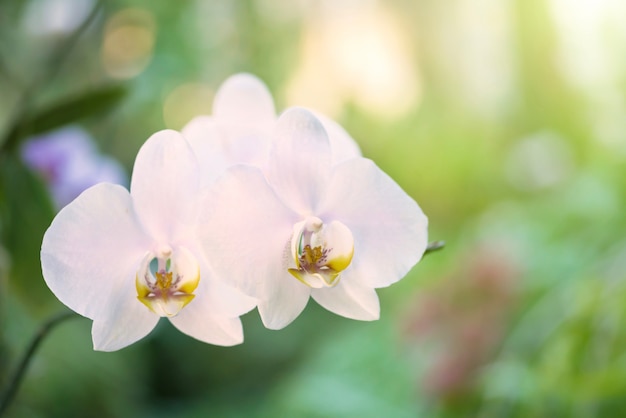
101,8 -> 156,79
286,4 -> 421,119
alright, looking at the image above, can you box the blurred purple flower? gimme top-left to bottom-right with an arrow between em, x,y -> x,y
21,126 -> 127,209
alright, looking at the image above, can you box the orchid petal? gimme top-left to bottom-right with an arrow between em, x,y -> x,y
199,166 -> 310,329
169,305 -> 244,347
183,74 -> 276,171
200,165 -> 312,329
41,183 -> 150,320
182,116 -> 230,185
311,279 -> 380,321
318,158 -> 428,288
130,130 -> 200,244
268,107 -> 332,215
200,278 -> 258,318
213,73 -> 276,129
258,272 -> 310,330
224,129 -> 272,168
199,165 -> 299,297
312,111 -> 362,163
92,265 -> 159,351
183,241 -> 258,317
170,230 -> 256,346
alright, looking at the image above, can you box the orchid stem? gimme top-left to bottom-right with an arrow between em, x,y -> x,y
424,240 -> 445,255
0,311 -> 77,417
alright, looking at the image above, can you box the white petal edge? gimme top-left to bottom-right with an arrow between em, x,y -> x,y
182,240 -> 258,317
257,271 -> 311,330
267,107 -> 332,215
312,111 -> 362,163
213,73 -> 276,128
41,183 -> 150,320
317,158 -> 428,288
198,274 -> 258,318
199,164 -> 314,329
91,260 -> 160,351
130,129 -> 200,244
182,116 -> 230,186
169,236 -> 254,345
199,165 -> 299,297
169,308 -> 245,347
311,279 -> 380,321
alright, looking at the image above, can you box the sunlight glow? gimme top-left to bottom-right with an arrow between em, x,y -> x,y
549,0 -> 626,150
286,3 -> 420,119
162,83 -> 214,130
101,8 -> 156,79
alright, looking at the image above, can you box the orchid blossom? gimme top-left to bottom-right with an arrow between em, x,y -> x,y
201,108 -> 428,329
41,130 -> 255,351
182,73 -> 361,185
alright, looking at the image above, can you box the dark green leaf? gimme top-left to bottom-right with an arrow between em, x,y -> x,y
26,85 -> 127,135
2,85 -> 127,153
0,155 -> 56,310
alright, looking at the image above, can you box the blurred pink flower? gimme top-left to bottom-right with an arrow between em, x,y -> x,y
403,246 -> 519,399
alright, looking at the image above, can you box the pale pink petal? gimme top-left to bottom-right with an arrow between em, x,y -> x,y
184,74 -> 276,170
181,240 -> 258,317
184,115 -> 270,172
258,272 -> 311,330
41,183 -> 151,320
267,107 -> 332,215
182,116 -> 229,185
213,74 -> 275,167
317,158 -> 428,288
213,73 -> 276,129
199,165 -> 299,297
312,111 -> 362,163
200,164 -> 314,328
224,130 -> 272,168
169,307 -> 245,347
91,263 -> 159,351
199,275 -> 258,318
311,279 -> 380,321
130,130 -> 200,244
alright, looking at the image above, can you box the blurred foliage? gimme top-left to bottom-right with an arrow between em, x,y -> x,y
0,156 -> 55,309
1,0 -> 626,417
3,84 -> 127,153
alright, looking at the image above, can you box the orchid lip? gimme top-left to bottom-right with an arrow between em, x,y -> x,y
288,217 -> 354,288
136,246 -> 200,317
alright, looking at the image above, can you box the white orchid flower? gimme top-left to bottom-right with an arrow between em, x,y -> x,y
41,130 -> 255,351
201,108 -> 428,329
182,73 -> 361,185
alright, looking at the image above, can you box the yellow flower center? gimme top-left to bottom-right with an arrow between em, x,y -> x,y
288,217 -> 354,288
136,246 -> 200,317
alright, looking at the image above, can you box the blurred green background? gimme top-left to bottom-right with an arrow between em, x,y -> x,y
2,0 -> 626,416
